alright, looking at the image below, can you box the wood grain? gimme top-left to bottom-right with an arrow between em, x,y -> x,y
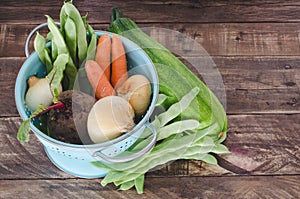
2,23 -> 300,57
1,1 -> 300,197
182,56 -> 300,114
2,0 -> 300,24
0,176 -> 299,199
1,114 -> 299,179
0,58 -> 23,117
3,56 -> 299,117
0,117 -> 71,179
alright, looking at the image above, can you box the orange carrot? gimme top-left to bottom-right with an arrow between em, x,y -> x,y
85,60 -> 115,99
95,34 -> 111,80
111,35 -> 128,88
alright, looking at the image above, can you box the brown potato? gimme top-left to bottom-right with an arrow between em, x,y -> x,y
117,75 -> 151,116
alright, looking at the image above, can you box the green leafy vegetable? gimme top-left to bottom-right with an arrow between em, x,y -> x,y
17,120 -> 30,142
17,104 -> 47,142
17,103 -> 65,142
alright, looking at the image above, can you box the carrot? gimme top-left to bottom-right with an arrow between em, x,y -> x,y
95,34 -> 111,80
111,35 -> 128,88
85,60 -> 115,99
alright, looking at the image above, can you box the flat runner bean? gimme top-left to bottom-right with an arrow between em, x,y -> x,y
34,32 -> 53,72
47,15 -> 77,89
63,1 -> 87,66
65,16 -> 77,64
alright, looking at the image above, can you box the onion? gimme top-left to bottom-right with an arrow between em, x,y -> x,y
25,76 -> 62,112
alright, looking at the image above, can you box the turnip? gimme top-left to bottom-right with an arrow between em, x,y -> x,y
87,96 -> 135,143
25,76 -> 62,112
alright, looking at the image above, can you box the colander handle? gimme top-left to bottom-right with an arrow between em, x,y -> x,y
94,122 -> 157,163
25,22 -> 60,58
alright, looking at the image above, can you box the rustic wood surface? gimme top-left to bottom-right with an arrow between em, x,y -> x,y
1,0 -> 300,198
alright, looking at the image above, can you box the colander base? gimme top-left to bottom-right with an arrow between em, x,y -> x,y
44,147 -> 108,178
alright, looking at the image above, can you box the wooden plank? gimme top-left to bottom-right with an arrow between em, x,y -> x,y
1,114 -> 299,179
3,56 -> 299,117
143,23 -> 300,57
181,56 -> 300,113
2,0 -> 300,24
219,114 -> 300,175
0,117 -> 72,179
2,23 -> 300,57
0,176 -> 299,198
0,58 -> 23,117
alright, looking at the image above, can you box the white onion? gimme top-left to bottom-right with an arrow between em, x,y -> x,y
25,76 -> 62,112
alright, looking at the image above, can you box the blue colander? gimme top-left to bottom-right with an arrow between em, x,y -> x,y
15,23 -> 159,178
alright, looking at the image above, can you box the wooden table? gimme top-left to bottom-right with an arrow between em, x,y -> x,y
1,0 -> 299,198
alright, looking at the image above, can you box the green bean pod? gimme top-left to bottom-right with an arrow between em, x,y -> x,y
63,1 -> 87,66
33,32 -> 46,63
46,15 -> 67,55
51,40 -> 58,62
47,53 -> 69,101
46,15 -> 77,90
65,60 -> 78,89
64,16 -> 77,64
59,4 -> 67,37
44,48 -> 53,73
34,32 -> 53,72
86,25 -> 97,61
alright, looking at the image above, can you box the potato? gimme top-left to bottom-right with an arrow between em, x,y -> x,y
117,75 -> 151,116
